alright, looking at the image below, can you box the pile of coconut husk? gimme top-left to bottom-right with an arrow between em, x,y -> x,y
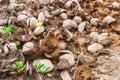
0,0 -> 120,80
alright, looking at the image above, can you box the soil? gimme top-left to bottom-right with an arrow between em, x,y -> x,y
0,0 -> 120,80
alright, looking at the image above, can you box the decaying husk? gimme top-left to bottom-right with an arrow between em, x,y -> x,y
73,64 -> 94,80
40,32 -> 60,58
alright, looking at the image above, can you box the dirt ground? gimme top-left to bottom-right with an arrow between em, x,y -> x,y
0,0 -> 120,80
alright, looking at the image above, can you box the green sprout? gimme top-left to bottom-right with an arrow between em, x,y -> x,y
1,25 -> 13,33
16,41 -> 21,46
12,61 -> 23,69
34,63 -> 50,71
17,27 -> 22,32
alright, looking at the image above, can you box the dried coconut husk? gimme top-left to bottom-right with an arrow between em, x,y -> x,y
111,38 -> 120,46
112,25 -> 120,32
73,64 -> 94,80
44,48 -> 60,58
26,0 -> 39,11
42,32 -> 59,52
83,1 -> 95,13
40,32 -> 60,58
112,19 -> 120,32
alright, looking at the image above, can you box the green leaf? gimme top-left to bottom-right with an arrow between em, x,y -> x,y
16,41 -> 21,46
8,25 -> 12,30
15,61 -> 23,68
34,63 -> 51,71
1,27 -> 7,31
35,63 -> 45,70
45,67 -> 50,71
1,25 -> 12,33
6,28 -> 10,32
17,27 -> 22,32
12,64 -> 17,69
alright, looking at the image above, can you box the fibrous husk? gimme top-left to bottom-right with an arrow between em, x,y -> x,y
40,32 -> 60,58
73,64 -> 94,80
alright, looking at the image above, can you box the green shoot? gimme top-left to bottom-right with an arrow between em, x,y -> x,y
45,67 -> 51,71
16,41 -> 21,46
12,64 -> 17,69
12,61 -> 23,69
17,27 -> 22,32
34,63 -> 50,71
1,25 -> 13,33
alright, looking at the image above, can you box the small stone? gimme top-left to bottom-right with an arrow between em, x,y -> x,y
0,19 -> 8,26
103,16 -> 116,24
3,43 -> 9,54
90,18 -> 98,25
59,53 -> 75,66
90,32 -> 99,42
60,13 -> 68,19
73,16 -> 82,24
47,73 -> 52,77
59,0 -> 67,3
17,14 -> 28,21
0,48 -> 2,53
78,22 -> 87,32
96,0 -> 103,3
98,33 -> 110,45
9,0 -> 17,3
65,1 -> 73,8
27,17 -> 38,27
34,27 -> 45,35
8,3 -> 17,10
22,42 -> 36,55
51,9 -> 66,15
33,59 -> 54,73
8,42 -> 17,52
38,12 -> 45,23
60,70 -> 72,80
87,43 -> 103,53
38,0 -> 49,5
62,19 -> 78,29
43,10 -> 52,18
111,1 -> 120,8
